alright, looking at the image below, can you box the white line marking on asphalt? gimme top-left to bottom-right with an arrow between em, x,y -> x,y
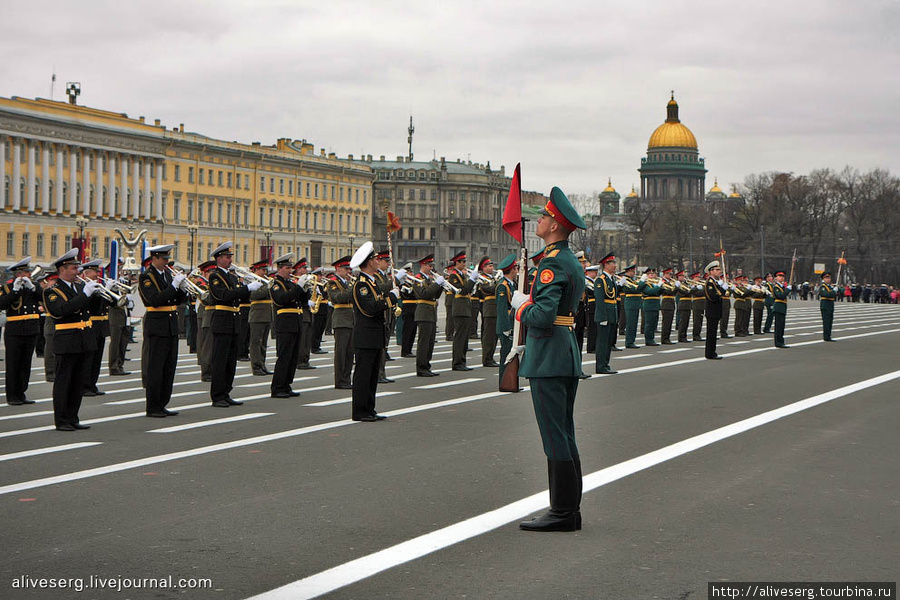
659,348 -> 691,353
305,391 -> 402,407
0,442 -> 102,463
147,413 -> 274,433
0,410 -> 54,422
245,368 -> 900,600
236,376 -> 318,389
615,353 -> 652,360
412,378 -> 483,389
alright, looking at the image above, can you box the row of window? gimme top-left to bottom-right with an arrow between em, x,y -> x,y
376,188 -> 488,202
1,141 -> 160,173
3,178 -> 156,216
376,170 -> 440,181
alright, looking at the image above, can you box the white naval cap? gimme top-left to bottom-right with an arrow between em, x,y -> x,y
350,241 -> 375,269
210,241 -> 234,258
704,260 -> 721,274
147,244 -> 174,256
584,264 -> 600,272
80,259 -> 104,271
52,248 -> 80,269
8,256 -> 33,271
274,253 -> 294,266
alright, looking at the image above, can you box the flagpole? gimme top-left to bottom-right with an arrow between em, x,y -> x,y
499,163 -> 525,393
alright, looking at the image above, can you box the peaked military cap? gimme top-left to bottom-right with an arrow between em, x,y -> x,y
705,260 -> 721,273
821,271 -> 832,278
530,249 -> 544,263
52,248 -> 80,269
674,270 -> 685,276
623,264 -> 637,272
375,249 -> 391,260
542,186 -> 587,232
148,244 -> 174,257
332,255 -> 352,268
774,270 -> 786,277
585,264 -> 600,272
497,253 -> 516,272
274,253 -> 294,267
350,242 -> 375,269
402,262 -> 413,271
599,252 -> 616,265
689,272 -> 700,279
450,251 -> 466,263
418,253 -> 435,265
250,259 -> 269,270
293,257 -> 308,269
644,267 -> 657,274
662,267 -> 673,275
574,250 -> 586,261
141,256 -> 153,268
478,256 -> 493,270
753,275 -> 763,281
8,256 -> 33,271
210,241 -> 234,258
81,259 -> 103,271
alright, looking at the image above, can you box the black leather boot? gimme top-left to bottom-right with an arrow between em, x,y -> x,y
573,455 -> 583,530
520,460 -> 579,532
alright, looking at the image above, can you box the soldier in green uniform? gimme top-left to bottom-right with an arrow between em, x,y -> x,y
638,267 -> 662,346
326,256 -> 355,389
477,257 -> 500,367
763,272 -> 776,333
594,252 -> 619,375
511,187 -> 587,533
674,270 -> 691,342
731,275 -> 752,337
413,254 -> 444,376
494,253 -> 517,384
447,251 -> 479,371
620,264 -> 641,348
293,258 -> 316,371
819,272 -> 837,342
248,259 -> 274,376
584,264 -> 598,353
751,275 -> 766,335
690,271 -> 706,342
772,270 -> 790,348
658,268 -> 677,345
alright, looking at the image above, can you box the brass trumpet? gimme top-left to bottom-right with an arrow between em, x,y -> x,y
77,275 -> 127,306
232,265 -> 271,286
166,266 -> 209,298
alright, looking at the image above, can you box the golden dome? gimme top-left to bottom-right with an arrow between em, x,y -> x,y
626,186 -> 638,198
648,93 -> 698,150
603,178 -> 616,193
709,178 -> 723,194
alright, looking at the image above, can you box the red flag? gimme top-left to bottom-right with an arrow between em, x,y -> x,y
386,211 -> 401,233
502,163 -> 523,244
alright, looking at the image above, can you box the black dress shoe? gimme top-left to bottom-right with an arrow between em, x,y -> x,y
693,338 -> 705,342
82,390 -> 97,397
297,365 -> 316,370
377,377 -> 395,384
237,356 -> 250,362
287,390 -> 300,397
212,400 -> 231,407
353,415 -> 378,422
519,511 -> 578,532
146,411 -> 168,418
385,354 -> 396,361
22,398 -> 36,404
596,368 -> 618,375
312,349 -> 328,354
336,384 -> 353,389
163,409 -> 180,416
707,356 -> 723,360
252,371 -> 268,376
271,392 -> 291,398
201,376 -> 213,382
110,370 -> 132,376
56,424 -> 76,431
401,353 -> 415,358
483,361 -> 500,367
611,346 -> 623,351
7,400 -> 25,406
662,341 -> 677,345
645,342 -> 660,347
824,339 -> 836,342
625,344 -> 640,349
72,423 -> 91,430
374,414 -> 387,420
720,334 -> 732,339
775,344 -> 791,349
452,366 -> 473,371
417,371 -> 440,377
227,399 -> 244,406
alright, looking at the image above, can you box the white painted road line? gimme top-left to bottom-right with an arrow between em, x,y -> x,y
305,391 -> 402,407
412,378 -> 483,389
246,368 -> 900,600
147,413 -> 275,433
0,410 -> 54,422
0,442 -> 102,463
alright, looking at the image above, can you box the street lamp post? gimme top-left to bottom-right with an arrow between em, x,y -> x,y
689,225 -> 694,272
263,228 -> 273,265
74,216 -> 89,260
187,224 -> 198,270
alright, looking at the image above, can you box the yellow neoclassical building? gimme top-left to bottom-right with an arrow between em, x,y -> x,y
0,95 -> 373,270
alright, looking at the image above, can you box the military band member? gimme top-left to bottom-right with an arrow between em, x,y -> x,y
80,259 -> 114,396
573,250 -> 588,352
510,187 -> 586,532
594,252 -> 619,375
703,261 -> 725,360
443,260 -> 455,341
293,258 -> 316,370
690,272 -> 706,342
495,253 -> 517,383
373,250 -> 396,383
247,259 -> 274,376
0,257 -> 41,405
477,256 -> 500,367
620,264 -> 641,348
731,276 -> 752,337
659,268 -> 677,344
413,254 -> 444,377
772,270 -> 790,348
526,249 -> 544,294
108,263 -> 132,376
638,267 -> 661,346
138,245 -> 189,417
270,254 -> 310,397
447,251 -> 479,371
196,260 -> 216,382
44,249 -> 97,430
310,266 -> 330,355
819,272 -> 837,342
584,264 -> 598,353
327,255 -> 355,389
751,275 -> 766,334
675,270 -> 692,342
41,271 -> 59,383
719,276 -> 732,339
208,242 -> 263,407
350,242 -> 398,422
763,272 -> 776,333
399,261 -> 418,358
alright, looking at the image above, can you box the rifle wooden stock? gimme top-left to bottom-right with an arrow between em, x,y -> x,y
499,353 -> 521,392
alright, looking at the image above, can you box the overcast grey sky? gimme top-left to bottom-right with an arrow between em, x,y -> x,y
2,0 -> 898,198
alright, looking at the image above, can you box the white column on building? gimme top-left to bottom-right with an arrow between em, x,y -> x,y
120,156 -> 129,219
95,152 -> 104,216
618,198 -> 624,214
83,149 -> 92,216
11,137 -> 21,211
131,158 -> 139,220
69,146 -> 77,214
26,140 -> 36,212
55,147 -> 63,213
155,161 -> 163,221
107,154 -> 116,217
0,136 -> 5,209
41,144 -> 50,213
143,160 -> 151,220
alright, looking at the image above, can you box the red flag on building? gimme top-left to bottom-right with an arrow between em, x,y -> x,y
502,163 -> 523,244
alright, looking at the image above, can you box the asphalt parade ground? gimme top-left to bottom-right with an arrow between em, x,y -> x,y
1,301 -> 898,600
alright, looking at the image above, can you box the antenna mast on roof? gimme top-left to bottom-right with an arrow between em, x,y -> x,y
407,115 -> 415,161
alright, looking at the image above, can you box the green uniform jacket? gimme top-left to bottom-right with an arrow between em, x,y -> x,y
413,278 -> 443,322
479,280 -> 497,318
326,277 -> 355,329
248,284 -> 274,324
516,241 -> 584,378
764,282 -> 776,308
621,276 -> 642,310
819,283 -> 837,308
638,279 -> 662,309
593,272 -> 619,324
496,277 -> 514,334
675,281 -> 693,309
732,286 -> 751,309
659,280 -> 677,311
772,282 -> 788,314
448,269 -> 476,317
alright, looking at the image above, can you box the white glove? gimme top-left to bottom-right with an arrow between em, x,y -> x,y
24,277 -> 35,290
599,321 -> 608,326
83,280 -> 100,296
502,329 -> 513,338
511,290 -> 529,310
434,274 -> 446,286
396,268 -> 408,282
308,299 -> 315,308
674,281 -> 682,289
786,284 -> 793,290
513,345 -> 526,359
12,277 -> 24,291
640,273 -> 648,282
104,278 -> 117,290
247,281 -> 263,292
390,288 -> 400,299
718,279 -> 728,290
171,273 -> 186,289
468,269 -> 479,283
